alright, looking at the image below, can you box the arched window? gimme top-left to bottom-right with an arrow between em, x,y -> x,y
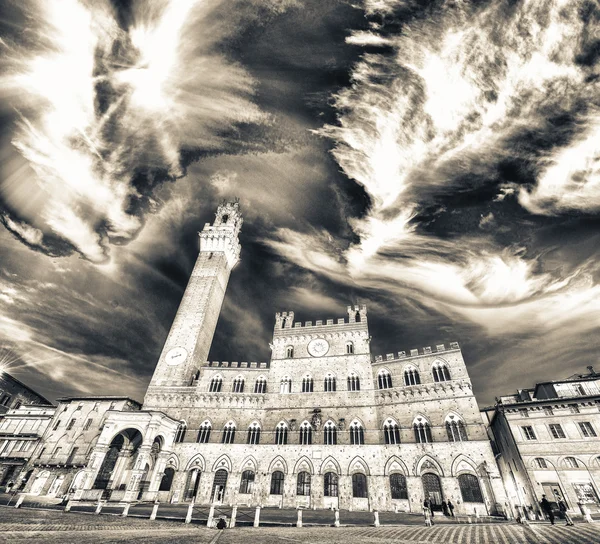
565,457 -> 580,468
159,467 -> 175,492
184,468 -> 201,501
323,420 -> 337,445
350,420 -> 365,445
355,311 -> 361,323
239,470 -> 255,494
270,471 -> 284,495
197,420 -> 212,444
299,421 -> 312,445
413,417 -> 432,443
297,471 -> 311,495
209,376 -> 223,393
222,421 -> 236,444
352,473 -> 368,498
175,421 -> 187,443
432,361 -> 451,382
404,366 -> 421,386
445,415 -> 468,442
247,422 -> 261,445
280,376 -> 292,394
286,346 -> 294,358
383,418 -> 401,445
458,474 -> 484,503
378,369 -> 393,389
346,342 -> 354,354
324,472 -> 338,497
275,422 -> 288,445
302,375 -> 314,393
233,376 -> 245,393
254,376 -> 267,394
347,372 -> 360,391
390,473 -> 408,499
534,458 -> 548,469
324,373 -> 336,392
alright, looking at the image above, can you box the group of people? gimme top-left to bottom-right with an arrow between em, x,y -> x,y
540,494 -> 575,526
423,498 -> 455,526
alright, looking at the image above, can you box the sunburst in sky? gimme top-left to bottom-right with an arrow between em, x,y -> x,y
1,0 -> 599,405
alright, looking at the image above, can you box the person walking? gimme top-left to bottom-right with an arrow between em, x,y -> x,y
540,495 -> 555,525
557,500 -> 574,526
423,505 -> 433,527
447,499 -> 455,517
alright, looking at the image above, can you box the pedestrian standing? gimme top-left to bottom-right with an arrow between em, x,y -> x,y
5,481 -> 13,494
540,495 -> 555,525
442,500 -> 449,516
216,517 -> 226,530
447,500 -> 455,517
423,505 -> 432,527
558,500 -> 574,526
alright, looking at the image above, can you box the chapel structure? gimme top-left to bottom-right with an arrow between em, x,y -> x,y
21,202 -> 507,515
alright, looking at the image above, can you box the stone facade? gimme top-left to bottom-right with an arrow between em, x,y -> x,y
485,369 -> 600,520
0,372 -> 52,416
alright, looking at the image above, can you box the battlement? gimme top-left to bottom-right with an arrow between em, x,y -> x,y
204,361 -> 270,369
274,305 -> 367,332
373,342 -> 460,363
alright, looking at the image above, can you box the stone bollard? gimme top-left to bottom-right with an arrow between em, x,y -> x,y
297,508 -> 303,528
579,503 -> 594,523
150,501 -> 159,521
95,499 -> 103,515
122,503 -> 131,517
207,504 -> 215,528
334,508 -> 340,527
230,505 -> 237,528
185,500 -> 194,524
254,506 -> 261,527
64,501 -> 72,512
14,495 -> 25,508
373,510 -> 380,527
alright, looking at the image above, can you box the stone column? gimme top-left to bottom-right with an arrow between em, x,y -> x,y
254,505 -> 261,527
297,508 -> 303,527
373,510 -> 380,527
207,504 -> 215,527
185,500 -> 195,524
150,501 -> 159,520
230,505 -> 237,527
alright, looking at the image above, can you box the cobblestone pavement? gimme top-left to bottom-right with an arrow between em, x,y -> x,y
2,506 -> 600,543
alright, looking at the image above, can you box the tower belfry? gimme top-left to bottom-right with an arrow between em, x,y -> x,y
143,202 -> 242,409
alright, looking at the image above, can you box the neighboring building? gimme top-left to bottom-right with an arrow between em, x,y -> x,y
0,372 -> 52,416
0,404 -> 55,488
59,202 -> 506,514
22,397 -> 141,499
484,367 -> 600,519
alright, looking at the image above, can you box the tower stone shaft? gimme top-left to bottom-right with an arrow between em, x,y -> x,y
143,202 -> 242,408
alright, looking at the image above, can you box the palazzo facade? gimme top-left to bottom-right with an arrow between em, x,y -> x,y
20,202 -> 506,515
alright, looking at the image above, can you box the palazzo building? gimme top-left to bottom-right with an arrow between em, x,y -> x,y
20,202 -> 506,515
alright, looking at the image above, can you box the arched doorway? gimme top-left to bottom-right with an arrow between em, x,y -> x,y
211,469 -> 228,504
30,471 -> 50,495
92,428 -> 143,493
69,470 -> 87,493
47,474 -> 65,497
422,473 -> 443,509
184,468 -> 202,501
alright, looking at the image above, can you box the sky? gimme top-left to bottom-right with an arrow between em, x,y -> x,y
0,0 -> 599,406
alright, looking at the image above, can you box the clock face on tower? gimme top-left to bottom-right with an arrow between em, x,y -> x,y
307,338 -> 330,357
165,347 -> 188,366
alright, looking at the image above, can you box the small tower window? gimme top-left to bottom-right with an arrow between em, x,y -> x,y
197,420 -> 212,443
349,420 -> 365,445
432,362 -> 451,382
299,421 -> 312,445
347,372 -> 360,391
233,376 -> 245,393
302,376 -> 314,393
209,376 -> 223,393
413,417 -> 432,443
275,422 -> 288,445
355,311 -> 361,323
378,369 -> 393,389
254,376 -> 267,394
247,422 -> 261,445
445,414 -> 468,442
175,421 -> 187,443
323,420 -> 337,445
383,418 -> 401,445
346,342 -> 354,354
404,366 -> 421,386
222,421 -> 236,444
324,373 -> 336,392
222,214 -> 229,223
286,346 -> 294,358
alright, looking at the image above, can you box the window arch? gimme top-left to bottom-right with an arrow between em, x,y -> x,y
346,341 -> 354,355
254,376 -> 267,394
352,473 -> 368,498
247,422 -> 261,445
565,457 -> 580,468
209,376 -> 223,393
534,457 -> 548,469
413,416 -> 432,443
286,346 -> 294,358
383,418 -> 401,445
458,474 -> 484,503
349,420 -> 365,445
347,372 -> 360,391
324,373 -> 336,392
324,472 -> 338,497
233,375 -> 245,393
445,414 -> 468,442
175,421 -> 187,443
270,471 -> 284,495
302,375 -> 314,393
432,361 -> 451,382
197,420 -> 212,444
222,421 -> 236,444
404,366 -> 421,386
280,376 -> 292,394
378,369 -> 393,389
275,422 -> 288,445
390,473 -> 408,499
299,421 -> 312,445
323,420 -> 337,445
239,470 -> 255,494
297,471 -> 311,496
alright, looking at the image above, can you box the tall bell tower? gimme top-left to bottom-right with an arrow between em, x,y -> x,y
143,202 -> 242,408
